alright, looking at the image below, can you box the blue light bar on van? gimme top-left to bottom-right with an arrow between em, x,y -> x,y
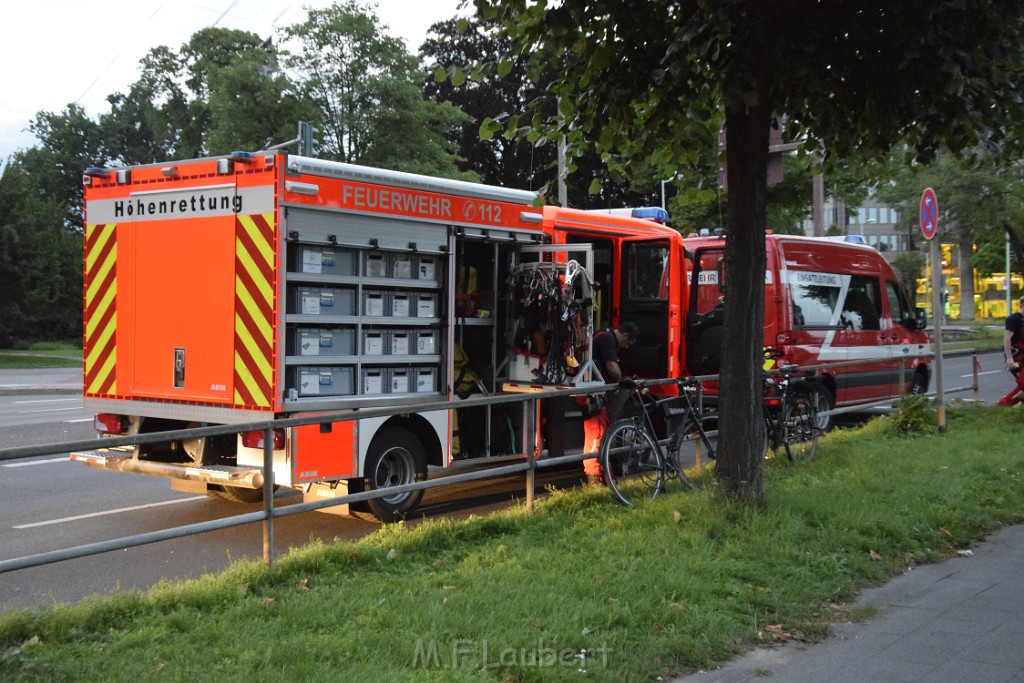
631,207 -> 670,224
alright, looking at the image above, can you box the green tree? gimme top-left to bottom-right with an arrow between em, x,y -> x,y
423,18 -> 552,189
893,250 -> 927,306
101,46 -> 196,164
0,164 -> 83,344
476,0 -> 1024,502
282,1 -> 474,178
427,17 -> 677,208
204,49 -> 313,155
877,148 -> 1022,320
16,104 -> 106,232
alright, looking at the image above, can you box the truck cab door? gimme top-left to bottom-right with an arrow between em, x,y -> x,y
884,279 -> 921,394
834,274 -> 896,402
618,237 -> 673,378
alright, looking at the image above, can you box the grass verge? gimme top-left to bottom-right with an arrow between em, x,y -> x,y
2,405 -> 1023,682
0,342 -> 81,369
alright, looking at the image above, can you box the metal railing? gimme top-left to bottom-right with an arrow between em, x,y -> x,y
0,349 -> 979,576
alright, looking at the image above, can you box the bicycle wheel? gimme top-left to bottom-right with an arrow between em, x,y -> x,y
600,418 -> 664,505
782,393 -> 818,462
670,417 -> 711,490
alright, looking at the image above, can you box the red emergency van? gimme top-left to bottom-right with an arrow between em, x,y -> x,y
684,233 -> 931,427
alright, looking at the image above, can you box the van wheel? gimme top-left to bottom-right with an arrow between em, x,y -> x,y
364,427 -> 426,523
909,370 -> 929,396
810,385 -> 833,433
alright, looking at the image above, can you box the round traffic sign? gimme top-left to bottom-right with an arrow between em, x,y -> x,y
919,187 -> 938,240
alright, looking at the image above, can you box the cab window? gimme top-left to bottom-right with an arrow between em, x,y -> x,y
625,243 -> 669,299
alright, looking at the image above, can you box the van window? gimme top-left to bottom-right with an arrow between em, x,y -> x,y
625,243 -> 669,299
840,275 -> 882,330
791,272 -> 843,327
886,280 -> 913,327
692,249 -> 725,314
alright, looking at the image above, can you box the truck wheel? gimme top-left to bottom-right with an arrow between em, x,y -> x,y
364,427 -> 426,522
811,385 -> 833,433
909,370 -> 929,396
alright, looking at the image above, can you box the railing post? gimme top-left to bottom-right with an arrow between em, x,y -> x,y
972,351 -> 980,404
524,397 -> 537,510
899,356 -> 906,397
694,382 -> 704,471
262,426 -> 275,567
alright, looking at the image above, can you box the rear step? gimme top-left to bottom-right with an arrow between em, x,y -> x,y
70,449 -> 264,489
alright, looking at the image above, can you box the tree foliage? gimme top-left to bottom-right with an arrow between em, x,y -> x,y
281,1 -> 474,178
876,148 -> 1024,319
475,0 -> 1024,502
0,3 -> 490,347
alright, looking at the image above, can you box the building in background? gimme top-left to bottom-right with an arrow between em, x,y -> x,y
800,194 -> 1018,320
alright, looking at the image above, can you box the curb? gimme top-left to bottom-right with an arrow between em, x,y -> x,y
0,386 -> 82,396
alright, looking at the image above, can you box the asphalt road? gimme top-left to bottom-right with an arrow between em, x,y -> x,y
0,351 -> 1008,613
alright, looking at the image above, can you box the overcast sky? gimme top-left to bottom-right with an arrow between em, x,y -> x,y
0,0 -> 463,163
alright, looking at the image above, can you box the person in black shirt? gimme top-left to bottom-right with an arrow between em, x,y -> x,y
583,322 -> 640,483
998,296 -> 1024,406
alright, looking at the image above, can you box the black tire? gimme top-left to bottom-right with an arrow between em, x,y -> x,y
599,419 -> 664,505
909,369 -> 929,396
763,410 -> 785,458
670,418 -> 710,489
213,485 -> 267,503
364,427 -> 427,523
809,384 -> 833,433
782,393 -> 819,463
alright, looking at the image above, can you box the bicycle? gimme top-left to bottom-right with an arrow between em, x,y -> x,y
763,351 -> 820,462
598,377 -> 715,505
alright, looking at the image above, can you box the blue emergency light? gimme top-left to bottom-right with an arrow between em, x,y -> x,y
631,207 -> 670,224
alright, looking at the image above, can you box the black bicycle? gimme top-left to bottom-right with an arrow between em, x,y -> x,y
763,351 -> 820,462
598,377 -> 714,505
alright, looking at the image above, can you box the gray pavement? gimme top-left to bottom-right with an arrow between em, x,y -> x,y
674,524 -> 1024,683
0,367 -> 81,395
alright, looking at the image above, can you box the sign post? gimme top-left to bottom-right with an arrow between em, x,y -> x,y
919,187 -> 944,432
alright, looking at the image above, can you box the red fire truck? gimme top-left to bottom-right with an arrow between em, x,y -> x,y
71,151 -> 691,521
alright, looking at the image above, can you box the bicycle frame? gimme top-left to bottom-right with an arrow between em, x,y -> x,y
599,378 -> 711,505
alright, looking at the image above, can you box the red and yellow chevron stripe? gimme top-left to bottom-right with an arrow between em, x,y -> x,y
84,223 -> 118,396
234,213 -> 276,408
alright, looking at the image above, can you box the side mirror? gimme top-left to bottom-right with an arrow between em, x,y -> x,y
914,307 -> 927,330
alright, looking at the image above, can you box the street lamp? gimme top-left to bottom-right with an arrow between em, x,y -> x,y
660,173 -> 683,210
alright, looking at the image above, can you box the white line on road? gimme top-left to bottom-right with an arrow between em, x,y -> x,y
967,370 -> 1002,377
2,457 -> 70,468
13,496 -> 208,529
17,407 -> 84,414
64,418 -> 95,423
13,398 -> 81,405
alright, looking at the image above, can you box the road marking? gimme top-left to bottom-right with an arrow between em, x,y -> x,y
13,398 -> 81,405
64,418 -> 95,423
2,457 -> 71,468
13,496 -> 208,529
17,407 -> 84,414
967,371 -> 1002,377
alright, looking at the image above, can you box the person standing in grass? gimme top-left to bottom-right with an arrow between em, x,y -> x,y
998,296 -> 1024,406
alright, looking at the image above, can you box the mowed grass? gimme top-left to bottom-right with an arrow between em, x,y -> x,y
0,342 -> 81,369
2,405 -> 1023,682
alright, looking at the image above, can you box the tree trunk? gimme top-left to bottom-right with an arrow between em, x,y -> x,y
957,242 -> 976,321
714,102 -> 771,505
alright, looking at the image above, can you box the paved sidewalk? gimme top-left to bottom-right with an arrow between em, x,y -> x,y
674,524 -> 1024,683
0,368 -> 81,395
